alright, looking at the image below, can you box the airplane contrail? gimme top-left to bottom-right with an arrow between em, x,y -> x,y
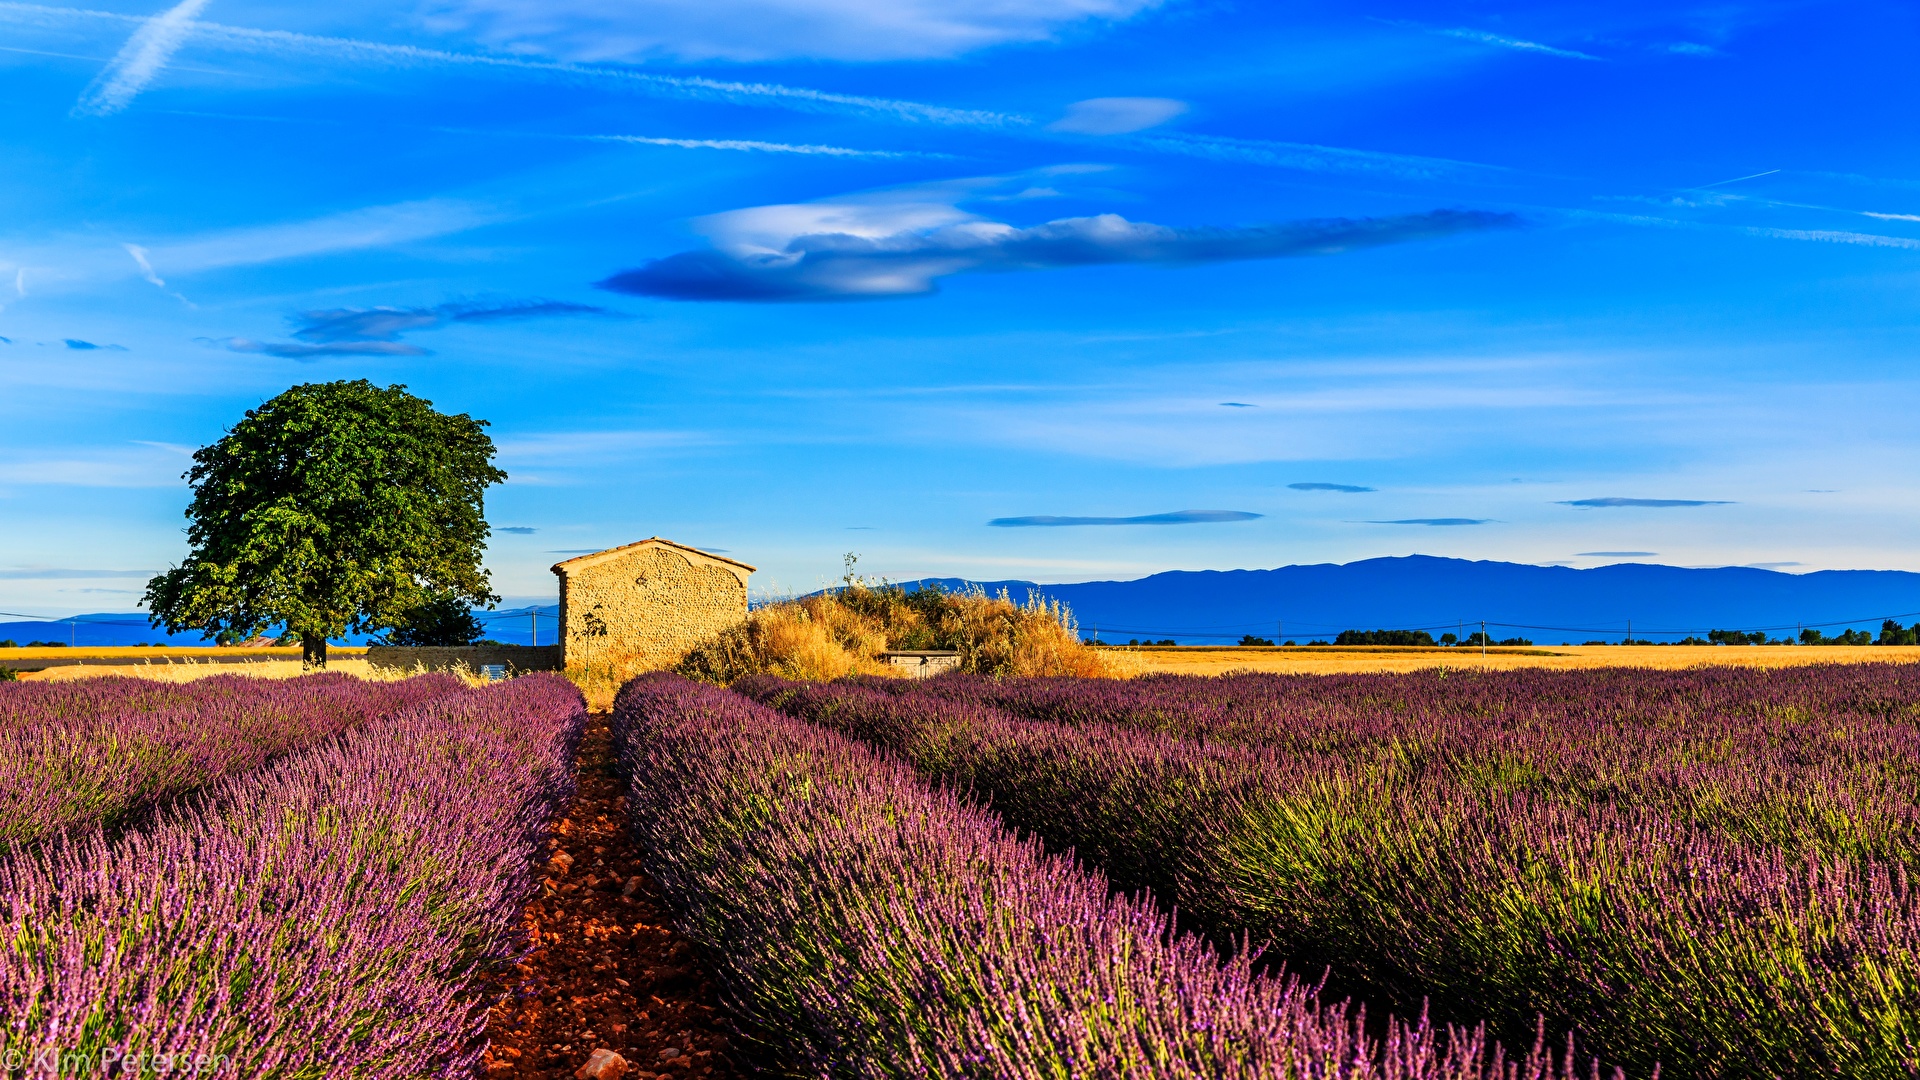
72,0 -> 213,116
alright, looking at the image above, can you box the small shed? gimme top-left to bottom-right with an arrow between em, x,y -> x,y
551,538 -> 755,671
878,650 -> 962,679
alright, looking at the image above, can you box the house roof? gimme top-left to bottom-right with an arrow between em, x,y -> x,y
550,537 -> 757,578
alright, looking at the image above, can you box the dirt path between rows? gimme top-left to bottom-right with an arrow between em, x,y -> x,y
483,714 -> 745,1080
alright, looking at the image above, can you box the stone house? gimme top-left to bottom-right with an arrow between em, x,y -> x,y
551,538 -> 755,671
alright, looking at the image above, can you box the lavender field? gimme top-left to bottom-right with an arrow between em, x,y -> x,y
0,672 -> 586,1075
737,665 -> 1920,1080
10,662 -> 1917,1078
0,672 -> 467,855
614,672 -> 1595,1079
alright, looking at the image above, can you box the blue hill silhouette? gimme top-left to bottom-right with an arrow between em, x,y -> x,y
899,556 -> 1920,644
0,605 -> 559,649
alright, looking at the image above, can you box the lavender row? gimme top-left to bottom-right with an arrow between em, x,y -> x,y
0,673 -> 586,1076
743,676 -> 1920,1080
863,667 -> 1920,866
612,672 -> 1607,1080
0,671 -> 465,854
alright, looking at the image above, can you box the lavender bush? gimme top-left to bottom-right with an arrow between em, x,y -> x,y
0,673 -> 585,1077
742,673 -> 1920,1080
614,672 -> 1608,1080
0,672 -> 465,854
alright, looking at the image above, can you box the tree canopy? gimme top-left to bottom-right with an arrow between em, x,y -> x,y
144,380 -> 505,667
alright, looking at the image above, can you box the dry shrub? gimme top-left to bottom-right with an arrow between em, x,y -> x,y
677,583 -> 1121,685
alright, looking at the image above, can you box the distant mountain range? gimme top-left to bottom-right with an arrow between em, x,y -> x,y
0,605 -> 560,649
13,558 -> 1920,649
903,556 -> 1920,644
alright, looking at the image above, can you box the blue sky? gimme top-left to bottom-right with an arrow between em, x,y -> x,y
3,0 -> 1918,615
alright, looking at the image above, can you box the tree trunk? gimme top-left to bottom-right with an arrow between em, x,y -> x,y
302,634 -> 327,670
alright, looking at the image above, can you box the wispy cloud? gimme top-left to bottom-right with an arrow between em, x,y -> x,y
1049,97 -> 1187,135
586,134 -> 932,158
290,299 -> 615,343
1432,27 -> 1601,61
496,526 -> 537,534
123,243 -> 164,286
421,0 -> 1161,64
1219,402 -> 1256,408
1576,551 -> 1658,557
1561,497 -> 1732,508
71,0 -> 212,116
599,188 -> 1518,302
1130,132 -> 1502,181
1290,482 -> 1373,492
208,298 -> 612,360
0,568 -> 154,579
1,3 -> 1022,126
213,338 -> 428,360
1364,518 -> 1491,526
989,510 -> 1262,527
494,430 -> 714,466
142,199 -> 499,273
64,339 -> 126,350
0,443 -> 192,487
1742,226 -> 1920,249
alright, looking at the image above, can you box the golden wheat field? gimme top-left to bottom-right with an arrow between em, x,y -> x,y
1112,643 -> 1920,675
0,646 -> 426,684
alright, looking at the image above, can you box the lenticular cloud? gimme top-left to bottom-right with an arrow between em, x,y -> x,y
599,208 -> 1517,302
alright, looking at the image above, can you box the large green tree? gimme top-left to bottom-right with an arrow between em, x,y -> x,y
145,380 -> 506,667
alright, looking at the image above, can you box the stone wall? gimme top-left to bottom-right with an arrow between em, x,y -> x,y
365,644 -> 561,675
555,541 -> 751,672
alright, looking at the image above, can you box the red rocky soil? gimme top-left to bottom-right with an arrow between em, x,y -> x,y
483,715 -> 745,1080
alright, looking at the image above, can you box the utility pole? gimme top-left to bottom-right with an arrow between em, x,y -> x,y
1627,618 -> 1631,646
531,608 -> 538,647
1481,619 -> 1486,662
70,618 -> 75,647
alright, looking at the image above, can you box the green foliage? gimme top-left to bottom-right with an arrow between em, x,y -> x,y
1803,627 -> 1876,646
1237,635 -> 1275,646
144,380 -> 505,667
1708,628 -> 1769,645
1879,620 -> 1920,646
0,667 -> 15,682
385,591 -> 485,647
0,639 -> 15,649
1335,628 -> 1437,646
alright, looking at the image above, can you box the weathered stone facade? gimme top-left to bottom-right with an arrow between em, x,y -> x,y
551,538 -> 754,671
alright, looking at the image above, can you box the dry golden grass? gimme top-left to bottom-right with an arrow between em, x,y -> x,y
675,584 -> 1120,687
0,645 -> 366,663
5,649 -> 486,686
1117,643 -> 1920,676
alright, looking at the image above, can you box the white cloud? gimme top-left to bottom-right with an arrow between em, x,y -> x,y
601,180 -> 1515,301
1049,97 -> 1187,135
417,0 -> 1162,62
